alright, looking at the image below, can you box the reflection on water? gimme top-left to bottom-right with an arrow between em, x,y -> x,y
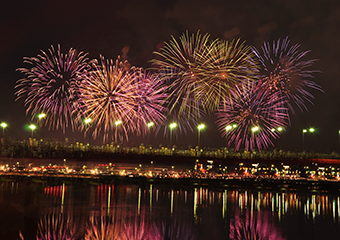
0,181 -> 339,239
230,209 -> 285,240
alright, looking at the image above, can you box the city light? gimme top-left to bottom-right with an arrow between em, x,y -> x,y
84,118 -> 92,125
271,127 -> 284,132
29,124 -> 36,138
197,124 -> 206,148
38,113 -> 46,119
115,120 -> 122,126
303,127 -> 316,150
147,122 -> 154,128
169,122 -> 177,148
1,122 -> 7,137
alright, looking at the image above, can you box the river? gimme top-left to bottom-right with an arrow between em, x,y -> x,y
1,179 -> 340,240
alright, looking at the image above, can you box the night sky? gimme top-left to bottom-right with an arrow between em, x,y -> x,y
0,0 -> 339,153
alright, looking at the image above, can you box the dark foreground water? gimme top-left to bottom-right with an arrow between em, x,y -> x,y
1,180 -> 340,240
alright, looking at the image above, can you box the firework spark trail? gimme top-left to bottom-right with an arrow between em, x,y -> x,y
152,31 -> 259,135
77,56 -> 135,143
126,69 -> 168,137
197,38 -> 259,112
151,31 -> 215,122
216,80 -> 289,152
230,209 -> 286,240
15,45 -> 91,131
252,37 -> 322,113
85,215 -> 121,240
85,210 -> 161,240
77,56 -> 168,143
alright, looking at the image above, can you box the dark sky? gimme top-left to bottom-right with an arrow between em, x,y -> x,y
0,0 -> 339,153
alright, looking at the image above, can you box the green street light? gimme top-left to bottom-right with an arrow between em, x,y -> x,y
225,124 -> 237,146
84,118 -> 92,144
251,126 -> 259,132
302,129 -> 307,150
147,122 -> 154,128
1,122 -> 7,137
197,124 -> 206,148
38,113 -> 46,139
38,113 -> 46,120
29,124 -> 36,138
226,125 -> 233,131
303,128 -> 316,150
169,122 -> 177,148
114,120 -> 122,144
147,122 -> 154,146
84,118 -> 92,125
271,127 -> 284,132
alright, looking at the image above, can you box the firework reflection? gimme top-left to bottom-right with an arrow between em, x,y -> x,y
230,209 -> 286,240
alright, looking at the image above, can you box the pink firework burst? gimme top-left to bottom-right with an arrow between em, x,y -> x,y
15,45 -> 92,131
216,80 -> 289,152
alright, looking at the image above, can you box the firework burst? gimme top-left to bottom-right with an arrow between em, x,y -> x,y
77,56 -> 168,143
15,45 -> 91,131
151,31 -> 215,122
126,69 -> 168,136
77,56 -> 134,143
216,80 -> 289,152
152,31 -> 259,129
85,215 -> 121,240
197,38 -> 259,111
252,37 -> 322,112
230,209 -> 286,240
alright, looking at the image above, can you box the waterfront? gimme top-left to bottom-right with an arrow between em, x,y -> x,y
2,140 -> 340,239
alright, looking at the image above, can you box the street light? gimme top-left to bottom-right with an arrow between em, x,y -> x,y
29,124 -> 36,138
38,113 -> 46,139
197,124 -> 206,148
250,126 -> 260,151
225,124 -> 237,146
271,127 -> 284,132
302,129 -> 307,150
251,126 -> 259,133
303,128 -> 315,150
147,122 -> 154,128
115,120 -> 122,144
1,122 -> 7,137
84,118 -> 92,144
84,118 -> 92,125
169,122 -> 177,148
38,113 -> 46,121
147,122 -> 154,146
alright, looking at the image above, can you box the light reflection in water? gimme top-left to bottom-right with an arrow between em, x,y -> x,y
6,181 -> 340,239
229,209 -> 286,240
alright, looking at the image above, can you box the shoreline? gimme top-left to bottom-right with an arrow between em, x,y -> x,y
2,172 -> 340,194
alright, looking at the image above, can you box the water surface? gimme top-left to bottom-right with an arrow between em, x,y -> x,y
1,180 -> 340,239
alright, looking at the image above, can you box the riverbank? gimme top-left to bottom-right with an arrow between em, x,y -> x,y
2,172 -> 340,194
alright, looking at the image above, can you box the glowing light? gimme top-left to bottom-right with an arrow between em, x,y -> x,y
253,36 -> 322,113
16,45 -> 92,131
216,80 -> 289,151
169,122 -> 177,129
